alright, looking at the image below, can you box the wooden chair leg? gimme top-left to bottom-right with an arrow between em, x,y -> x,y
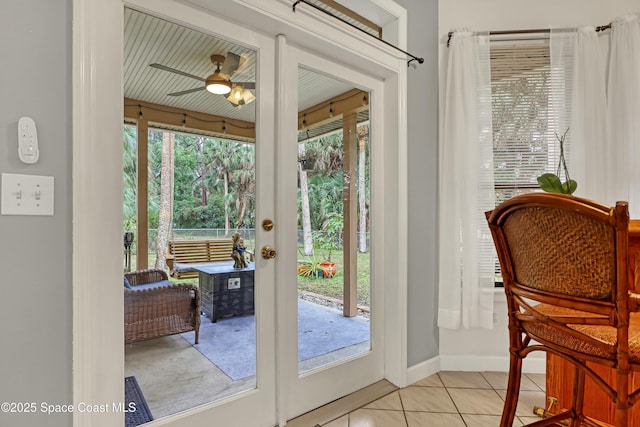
615,368 -> 629,427
569,365 -> 585,427
501,352 -> 522,427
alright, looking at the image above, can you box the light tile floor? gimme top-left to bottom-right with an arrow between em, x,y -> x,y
319,371 -> 546,427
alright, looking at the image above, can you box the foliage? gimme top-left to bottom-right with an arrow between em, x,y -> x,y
297,249 -> 371,307
312,214 -> 343,252
297,249 -> 333,278
123,125 -> 138,232
173,195 -> 226,228
306,174 -> 344,231
537,129 -> 577,195
122,126 -> 256,232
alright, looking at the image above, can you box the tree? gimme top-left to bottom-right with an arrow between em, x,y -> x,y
234,143 -> 255,230
298,143 -> 313,255
123,126 -> 138,232
154,131 -> 174,269
208,140 -> 239,235
357,124 -> 369,252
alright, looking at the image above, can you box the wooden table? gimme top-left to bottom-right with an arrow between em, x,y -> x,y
546,220 -> 640,425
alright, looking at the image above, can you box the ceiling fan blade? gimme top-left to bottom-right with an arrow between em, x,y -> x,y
220,52 -> 241,78
167,87 -> 205,97
149,63 -> 206,82
232,82 -> 256,90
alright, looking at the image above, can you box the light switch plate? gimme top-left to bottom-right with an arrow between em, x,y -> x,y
1,173 -> 54,216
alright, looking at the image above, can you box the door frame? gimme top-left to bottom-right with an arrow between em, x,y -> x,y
72,0 -> 408,426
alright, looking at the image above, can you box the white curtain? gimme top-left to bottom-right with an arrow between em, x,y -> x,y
607,13 -> 640,218
550,27 -> 608,204
438,31 -> 495,330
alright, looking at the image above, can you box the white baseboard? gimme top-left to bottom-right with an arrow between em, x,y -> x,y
403,353 -> 546,389
439,354 -> 546,374
405,355 -> 441,387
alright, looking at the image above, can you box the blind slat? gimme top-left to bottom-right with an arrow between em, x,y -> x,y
489,38 -> 573,280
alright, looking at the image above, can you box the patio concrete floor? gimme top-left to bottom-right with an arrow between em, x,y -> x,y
125,312 -> 370,420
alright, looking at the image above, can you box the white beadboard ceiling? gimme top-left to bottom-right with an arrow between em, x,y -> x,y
124,7 -> 356,127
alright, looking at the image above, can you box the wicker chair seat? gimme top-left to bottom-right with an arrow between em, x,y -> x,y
124,269 -> 201,344
524,304 -> 640,361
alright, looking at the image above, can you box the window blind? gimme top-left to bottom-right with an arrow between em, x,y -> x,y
491,38 -> 573,205
488,37 -> 573,284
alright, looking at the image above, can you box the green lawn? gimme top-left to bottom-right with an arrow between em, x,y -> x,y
296,248 -> 370,308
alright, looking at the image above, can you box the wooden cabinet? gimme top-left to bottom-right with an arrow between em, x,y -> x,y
545,220 -> 640,425
547,354 -> 640,424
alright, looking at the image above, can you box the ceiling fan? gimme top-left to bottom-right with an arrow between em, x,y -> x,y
149,52 -> 256,107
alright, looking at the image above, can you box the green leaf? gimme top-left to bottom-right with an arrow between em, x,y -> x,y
561,180 -> 578,195
537,173 -> 563,193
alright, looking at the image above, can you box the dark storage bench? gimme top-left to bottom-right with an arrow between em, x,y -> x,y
192,262 -> 255,323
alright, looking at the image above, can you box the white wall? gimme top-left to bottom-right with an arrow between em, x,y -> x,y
438,0 -> 640,373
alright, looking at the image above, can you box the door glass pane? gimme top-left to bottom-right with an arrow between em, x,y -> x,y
296,67 -> 371,374
123,7 -> 257,421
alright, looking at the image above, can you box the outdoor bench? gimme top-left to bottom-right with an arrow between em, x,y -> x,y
165,239 -> 234,279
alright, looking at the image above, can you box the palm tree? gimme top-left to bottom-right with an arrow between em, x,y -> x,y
298,132 -> 345,252
209,140 -> 239,236
233,143 -> 255,230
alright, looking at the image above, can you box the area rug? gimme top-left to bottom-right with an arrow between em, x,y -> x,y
182,299 -> 370,380
125,376 -> 153,427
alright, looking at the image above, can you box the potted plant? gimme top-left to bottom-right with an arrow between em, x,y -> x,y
297,249 -> 336,279
537,129 -> 577,195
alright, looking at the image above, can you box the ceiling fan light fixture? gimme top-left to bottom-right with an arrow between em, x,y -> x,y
205,71 -> 231,95
227,85 -> 256,108
228,85 -> 244,102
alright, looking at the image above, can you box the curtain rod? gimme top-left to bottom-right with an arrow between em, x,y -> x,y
446,23 -> 612,47
292,0 -> 424,66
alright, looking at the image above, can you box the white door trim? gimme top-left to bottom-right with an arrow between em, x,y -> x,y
73,1 -> 125,426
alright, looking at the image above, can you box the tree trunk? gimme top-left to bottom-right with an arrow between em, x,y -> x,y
236,171 -> 247,231
198,137 -> 207,206
155,131 -> 174,270
358,126 -> 368,252
224,170 -> 230,236
298,144 -> 313,255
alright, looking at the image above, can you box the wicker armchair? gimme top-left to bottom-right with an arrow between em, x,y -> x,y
486,193 -> 639,427
124,269 -> 201,344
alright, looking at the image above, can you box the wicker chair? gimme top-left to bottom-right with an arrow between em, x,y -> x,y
486,193 -> 640,427
124,269 -> 201,344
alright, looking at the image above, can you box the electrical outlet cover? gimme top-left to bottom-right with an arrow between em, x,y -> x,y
228,277 -> 241,290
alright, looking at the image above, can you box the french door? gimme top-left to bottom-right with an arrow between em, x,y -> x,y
120,1 -> 385,426
275,37 -> 385,422
122,2 -> 278,426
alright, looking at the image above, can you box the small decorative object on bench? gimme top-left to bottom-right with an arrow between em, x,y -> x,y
124,268 -> 200,344
231,233 -> 248,269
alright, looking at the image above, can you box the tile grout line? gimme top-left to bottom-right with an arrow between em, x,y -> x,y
320,372 -> 546,426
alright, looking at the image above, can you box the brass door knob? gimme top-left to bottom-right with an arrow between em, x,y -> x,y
261,246 -> 277,259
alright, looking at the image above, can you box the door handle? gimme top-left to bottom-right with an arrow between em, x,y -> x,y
261,246 -> 277,259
